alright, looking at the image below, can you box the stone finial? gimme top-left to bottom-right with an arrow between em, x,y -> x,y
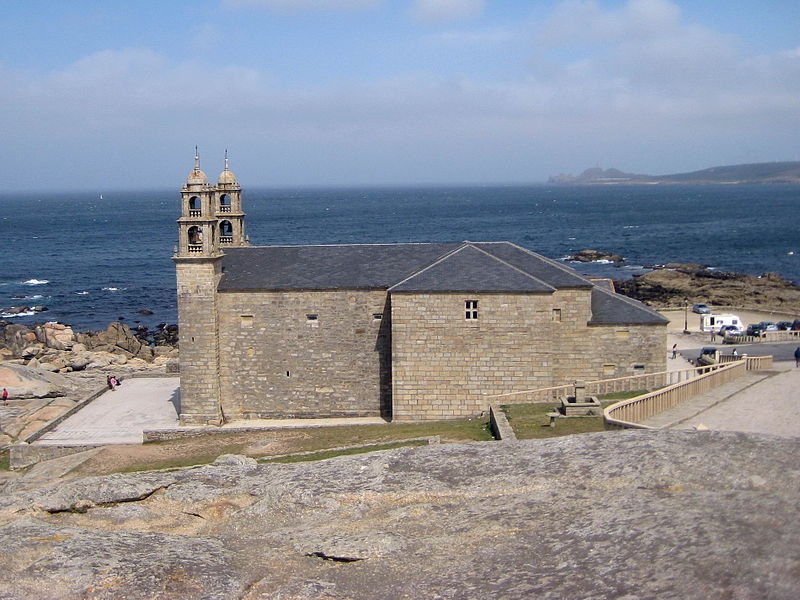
574,380 -> 586,403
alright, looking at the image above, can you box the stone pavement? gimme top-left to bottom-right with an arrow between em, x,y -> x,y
34,377 -> 181,445
641,361 -> 800,437
33,376 -> 386,446
32,360 -> 800,447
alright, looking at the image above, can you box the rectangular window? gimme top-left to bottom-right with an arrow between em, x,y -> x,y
465,300 -> 478,320
306,314 -> 319,327
240,315 -> 254,328
552,308 -> 562,322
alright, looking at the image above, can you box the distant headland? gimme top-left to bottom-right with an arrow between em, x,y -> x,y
549,161 -> 800,185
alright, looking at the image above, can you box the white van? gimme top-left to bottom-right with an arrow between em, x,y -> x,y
699,314 -> 743,333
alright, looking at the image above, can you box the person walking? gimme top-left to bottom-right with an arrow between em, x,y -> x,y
671,344 -> 678,359
2,388 -> 7,404
794,347 -> 800,368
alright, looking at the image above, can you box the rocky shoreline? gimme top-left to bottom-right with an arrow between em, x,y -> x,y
0,321 -> 178,404
566,249 -> 800,314
613,262 -> 800,313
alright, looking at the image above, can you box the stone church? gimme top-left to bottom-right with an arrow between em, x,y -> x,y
174,153 -> 668,425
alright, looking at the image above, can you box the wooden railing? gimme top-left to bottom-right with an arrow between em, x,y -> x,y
485,365 -> 727,405
602,357 -> 773,429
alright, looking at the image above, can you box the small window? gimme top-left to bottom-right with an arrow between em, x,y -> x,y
240,315 -> 253,328
372,313 -> 383,321
552,308 -> 562,322
465,300 -> 478,320
306,314 -> 319,327
633,364 -> 645,371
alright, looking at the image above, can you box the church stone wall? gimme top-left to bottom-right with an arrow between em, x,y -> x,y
216,289 -> 390,419
390,290 -> 667,421
391,292 -> 558,421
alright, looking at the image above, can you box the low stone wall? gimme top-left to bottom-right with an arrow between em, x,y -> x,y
488,405 -> 516,441
9,443 -> 102,471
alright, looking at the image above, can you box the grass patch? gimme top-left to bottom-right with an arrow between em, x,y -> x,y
502,390 -> 653,439
0,450 -> 9,471
77,415 -> 493,476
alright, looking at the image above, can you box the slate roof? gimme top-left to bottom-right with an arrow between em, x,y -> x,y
218,243 -> 460,291
589,286 -> 669,325
217,241 -> 667,326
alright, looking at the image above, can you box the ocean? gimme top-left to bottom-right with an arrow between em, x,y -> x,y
1,184 -> 798,332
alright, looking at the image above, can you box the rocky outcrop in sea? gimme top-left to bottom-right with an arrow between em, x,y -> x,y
614,263 -> 800,312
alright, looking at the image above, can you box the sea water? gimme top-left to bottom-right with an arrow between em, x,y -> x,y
1,184 -> 798,332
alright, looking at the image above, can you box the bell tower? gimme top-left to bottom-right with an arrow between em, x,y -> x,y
173,149 -> 247,425
214,150 -> 247,248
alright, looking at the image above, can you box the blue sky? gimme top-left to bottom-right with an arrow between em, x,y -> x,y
1,0 -> 798,191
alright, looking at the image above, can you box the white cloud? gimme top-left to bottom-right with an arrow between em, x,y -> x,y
410,0 -> 485,24
429,27 -> 514,46
539,0 -> 682,45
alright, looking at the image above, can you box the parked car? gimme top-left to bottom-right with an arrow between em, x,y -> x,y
697,347 -> 718,366
692,303 -> 711,314
719,325 -> 743,338
746,324 -> 765,336
776,321 -> 793,330
758,321 -> 778,332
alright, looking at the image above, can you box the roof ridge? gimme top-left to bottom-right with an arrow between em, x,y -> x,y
506,243 -> 596,286
388,242 -> 471,289
467,242 -> 556,290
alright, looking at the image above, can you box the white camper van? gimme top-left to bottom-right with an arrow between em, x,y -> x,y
699,313 -> 743,333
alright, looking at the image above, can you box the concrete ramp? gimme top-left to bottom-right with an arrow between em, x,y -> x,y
35,377 -> 180,445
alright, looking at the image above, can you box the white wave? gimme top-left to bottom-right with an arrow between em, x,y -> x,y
103,287 -> 121,292
76,291 -> 90,295
1,310 -> 35,318
23,279 -> 49,285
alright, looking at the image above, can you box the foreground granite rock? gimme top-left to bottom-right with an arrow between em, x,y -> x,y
0,430 -> 797,599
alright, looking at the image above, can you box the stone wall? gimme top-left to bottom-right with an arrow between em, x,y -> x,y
391,292 -> 559,420
391,290 -> 666,421
216,289 -> 390,419
175,258 -> 223,424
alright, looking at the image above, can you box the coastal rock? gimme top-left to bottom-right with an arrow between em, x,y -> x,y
568,249 -> 624,263
0,431 -> 796,598
615,264 -> 800,311
35,322 -> 75,351
0,363 -> 67,399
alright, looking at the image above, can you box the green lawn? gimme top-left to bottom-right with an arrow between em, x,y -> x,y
502,391 -> 645,440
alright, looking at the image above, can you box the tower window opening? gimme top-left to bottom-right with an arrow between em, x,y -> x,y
220,220 -> 233,244
188,226 -> 203,251
189,196 -> 202,217
220,194 -> 232,213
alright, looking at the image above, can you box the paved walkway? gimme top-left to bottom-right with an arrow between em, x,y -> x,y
34,359 -> 800,446
641,362 -> 800,437
35,377 -> 181,445
34,377 -> 386,446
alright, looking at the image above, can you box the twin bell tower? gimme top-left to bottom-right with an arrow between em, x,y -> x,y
173,150 -> 248,424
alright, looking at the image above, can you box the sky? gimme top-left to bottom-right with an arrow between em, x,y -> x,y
1,0 -> 799,191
